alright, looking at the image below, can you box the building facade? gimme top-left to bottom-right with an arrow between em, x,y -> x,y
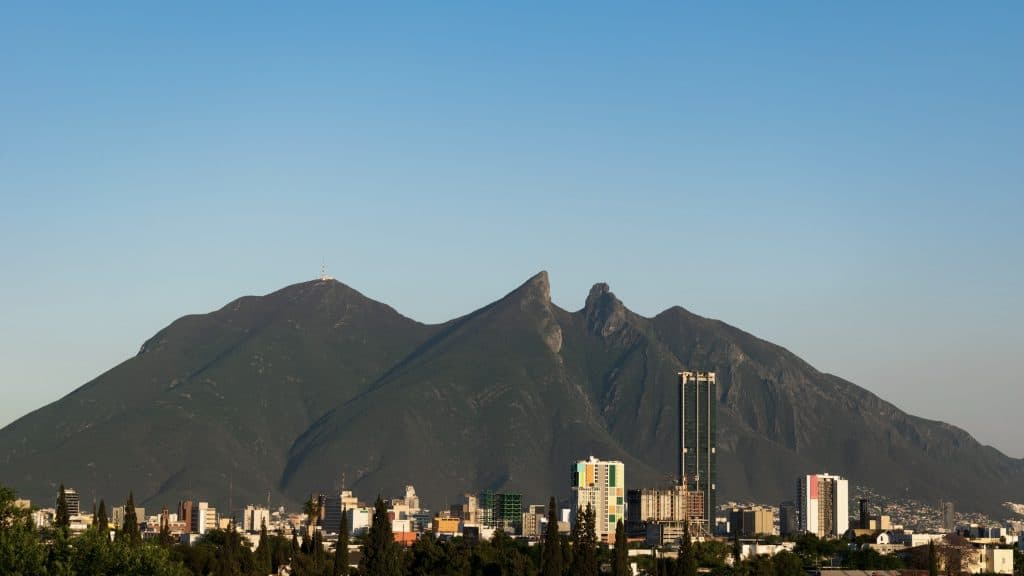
728,506 -> 775,538
679,371 -> 716,527
479,491 -> 522,534
796,473 -> 848,538
571,456 -> 625,544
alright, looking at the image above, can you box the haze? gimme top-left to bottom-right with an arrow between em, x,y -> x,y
1,3 -> 1021,456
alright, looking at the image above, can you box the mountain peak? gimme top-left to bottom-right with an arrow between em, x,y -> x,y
584,282 -> 628,338
510,270 -> 551,303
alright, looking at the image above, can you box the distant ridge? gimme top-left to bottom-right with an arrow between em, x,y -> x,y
1,272 -> 1021,517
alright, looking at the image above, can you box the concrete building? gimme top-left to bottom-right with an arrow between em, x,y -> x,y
479,491 -> 522,534
728,506 -> 775,538
779,501 -> 798,536
797,473 -> 848,538
941,501 -> 955,533
626,486 -> 700,538
571,456 -> 625,544
112,505 -> 146,530
242,505 -> 270,533
679,371 -> 716,529
521,505 -> 546,538
57,487 -> 81,516
190,502 -> 216,535
345,506 -> 373,536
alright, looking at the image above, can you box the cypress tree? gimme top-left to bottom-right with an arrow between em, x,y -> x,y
613,518 -> 629,576
334,506 -> 349,576
928,541 -> 938,576
95,498 -> 108,532
676,521 -> 697,576
360,495 -> 400,576
55,483 -> 70,529
96,499 -> 108,535
582,504 -> 598,576
256,519 -> 272,575
541,497 -> 564,576
121,491 -> 141,547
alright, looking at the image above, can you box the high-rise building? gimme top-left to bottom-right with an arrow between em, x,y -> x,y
679,371 -> 716,527
57,487 -> 81,516
941,501 -> 955,533
243,505 -> 271,533
190,502 -> 217,535
479,491 -> 523,534
779,501 -> 798,536
321,490 -> 360,534
796,473 -> 848,538
570,456 -> 625,544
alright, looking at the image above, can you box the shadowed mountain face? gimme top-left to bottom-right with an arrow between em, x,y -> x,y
1,273 -> 1020,516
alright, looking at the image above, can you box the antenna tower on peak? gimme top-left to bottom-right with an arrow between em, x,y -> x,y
319,261 -> 334,282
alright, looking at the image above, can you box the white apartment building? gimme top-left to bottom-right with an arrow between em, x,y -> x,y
190,502 -> 217,535
243,505 -> 270,533
797,473 -> 848,538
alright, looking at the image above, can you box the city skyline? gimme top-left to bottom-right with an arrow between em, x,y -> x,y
2,2 -> 1022,458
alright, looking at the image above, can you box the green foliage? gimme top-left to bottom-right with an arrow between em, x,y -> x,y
120,491 -> 142,547
0,485 -> 46,576
334,508 -> 349,576
675,521 -> 697,576
694,539 -> 731,568
97,499 -> 109,535
361,496 -> 401,576
571,504 -> 598,576
613,519 -> 629,576
55,484 -> 70,530
541,497 -> 563,576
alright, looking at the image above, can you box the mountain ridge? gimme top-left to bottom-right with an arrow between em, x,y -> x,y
1,272 -> 1020,518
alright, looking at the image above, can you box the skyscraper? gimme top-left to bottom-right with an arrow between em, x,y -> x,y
679,371 -> 716,527
570,456 -> 625,544
796,473 -> 849,538
941,501 -> 955,533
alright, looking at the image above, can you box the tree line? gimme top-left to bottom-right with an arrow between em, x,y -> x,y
4,484 -> 1013,576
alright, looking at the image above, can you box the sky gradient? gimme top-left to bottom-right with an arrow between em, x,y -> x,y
2,2 -> 1022,456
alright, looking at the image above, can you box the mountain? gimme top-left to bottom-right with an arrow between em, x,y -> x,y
1,272 -> 1021,517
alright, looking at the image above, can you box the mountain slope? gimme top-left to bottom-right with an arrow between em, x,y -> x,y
0,279 -> 437,508
0,273 -> 1020,517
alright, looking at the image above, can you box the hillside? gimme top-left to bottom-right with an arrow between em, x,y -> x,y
1,272 -> 1020,517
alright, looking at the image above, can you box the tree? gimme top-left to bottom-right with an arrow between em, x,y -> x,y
121,492 -> 141,547
360,495 -> 400,576
0,484 -> 47,574
613,518 -> 629,576
55,483 -> 70,529
676,520 -> 697,576
334,507 -> 349,576
97,499 -> 109,536
541,497 -> 563,576
928,541 -> 938,576
572,504 -> 598,576
256,520 -> 272,575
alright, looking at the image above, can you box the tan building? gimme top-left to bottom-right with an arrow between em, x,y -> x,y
728,506 -> 775,537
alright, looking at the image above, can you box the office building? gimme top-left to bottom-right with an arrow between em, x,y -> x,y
571,456 -> 625,544
243,505 -> 270,533
626,486 -> 702,538
779,501 -> 798,536
479,491 -> 522,534
111,504 -> 146,531
728,506 -> 775,538
796,473 -> 848,538
941,501 -> 955,533
679,371 -> 716,527
178,501 -> 193,532
190,502 -> 217,535
57,487 -> 81,516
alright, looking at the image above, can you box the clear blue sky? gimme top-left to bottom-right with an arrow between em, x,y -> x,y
2,2 -> 1021,456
